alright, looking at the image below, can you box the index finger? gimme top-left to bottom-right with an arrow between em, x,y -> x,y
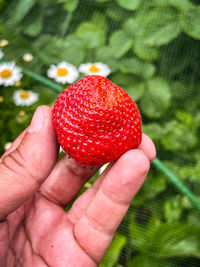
74,148 -> 152,263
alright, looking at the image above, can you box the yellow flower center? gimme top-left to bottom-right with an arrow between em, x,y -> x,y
20,91 -> 30,99
57,68 -> 68,76
89,65 -> 99,73
0,69 -> 12,79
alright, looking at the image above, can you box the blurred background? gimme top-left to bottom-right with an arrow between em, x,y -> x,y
1,0 -> 200,266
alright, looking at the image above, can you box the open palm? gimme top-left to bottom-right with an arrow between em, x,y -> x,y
0,106 -> 155,267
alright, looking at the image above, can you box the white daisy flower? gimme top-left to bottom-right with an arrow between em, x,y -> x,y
47,62 -> 79,84
0,62 -> 23,87
13,90 -> 38,106
0,49 -> 4,60
79,62 -> 111,77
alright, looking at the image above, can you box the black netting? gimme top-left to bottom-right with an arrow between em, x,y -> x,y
0,0 -> 200,266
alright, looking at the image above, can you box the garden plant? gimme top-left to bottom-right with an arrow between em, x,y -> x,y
0,0 -> 200,266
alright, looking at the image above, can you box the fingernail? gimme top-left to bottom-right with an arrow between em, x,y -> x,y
28,107 -> 44,133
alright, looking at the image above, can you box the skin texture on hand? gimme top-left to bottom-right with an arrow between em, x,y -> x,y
0,106 -> 156,267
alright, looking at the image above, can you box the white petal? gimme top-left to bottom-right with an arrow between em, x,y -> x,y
13,90 -> 38,106
79,63 -> 92,73
57,62 -> 68,68
47,69 -> 57,78
47,65 -> 57,77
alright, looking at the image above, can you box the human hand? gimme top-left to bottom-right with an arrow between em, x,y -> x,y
0,105 -> 156,267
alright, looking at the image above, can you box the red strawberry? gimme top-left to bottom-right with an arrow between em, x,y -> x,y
52,75 -> 142,166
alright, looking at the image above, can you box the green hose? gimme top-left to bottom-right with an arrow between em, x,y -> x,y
22,68 -> 63,93
152,158 -> 200,212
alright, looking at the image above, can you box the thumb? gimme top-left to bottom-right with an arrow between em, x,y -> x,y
0,105 -> 59,221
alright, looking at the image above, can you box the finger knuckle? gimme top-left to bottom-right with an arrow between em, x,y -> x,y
2,148 -> 25,172
1,149 -> 41,187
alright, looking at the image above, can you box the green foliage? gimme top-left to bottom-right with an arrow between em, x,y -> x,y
140,77 -> 171,118
129,216 -> 200,258
62,0 -> 79,12
164,195 -> 183,223
76,22 -> 106,49
180,7 -> 200,39
33,35 -> 85,66
100,233 -> 126,267
119,58 -> 156,79
117,0 -> 141,11
1,0 -> 200,265
8,0 -> 36,26
138,7 -> 181,47
109,31 -> 132,59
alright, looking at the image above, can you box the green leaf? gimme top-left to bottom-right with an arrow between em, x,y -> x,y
112,73 -> 145,100
152,0 -> 194,12
100,233 -> 126,267
179,157 -> 200,181
194,112 -> 200,126
176,110 -> 193,126
154,224 -> 200,257
162,120 -> 198,151
158,35 -> 194,78
112,73 -> 138,88
123,17 -> 141,38
119,58 -> 156,79
63,0 -> 78,12
170,82 -> 189,98
133,40 -> 159,62
133,170 -> 167,207
140,77 -> 171,118
188,210 -> 200,226
76,22 -> 106,49
130,217 -> 200,257
126,82 -> 145,101
128,6 -> 182,47
91,12 -> 107,29
23,14 -> 43,37
9,0 -> 36,25
117,0 -> 141,11
142,123 -> 164,142
106,3 -> 131,21
34,35 -> 84,66
96,46 -> 118,72
141,7 -> 182,46
109,31 -> 132,59
129,255 -> 171,267
180,7 -> 200,40
95,0 -> 109,2
129,216 -> 149,250
164,196 -> 183,223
